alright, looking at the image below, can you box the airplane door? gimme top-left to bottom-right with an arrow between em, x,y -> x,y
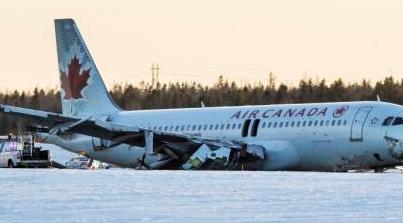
241,119 -> 251,137
350,106 -> 372,141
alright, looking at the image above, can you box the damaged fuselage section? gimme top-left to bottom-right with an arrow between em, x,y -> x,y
135,131 -> 266,170
31,119 -> 267,170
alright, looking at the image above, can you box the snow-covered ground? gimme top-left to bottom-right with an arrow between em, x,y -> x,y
1,170 -> 403,223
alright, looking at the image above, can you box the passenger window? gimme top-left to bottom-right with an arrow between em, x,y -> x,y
302,121 -> 306,127
331,120 -> 336,126
290,121 -> 295,127
170,126 -> 174,131
337,120 -> 342,126
232,123 -> 237,129
164,126 -> 168,131
158,126 -> 162,130
209,124 -> 214,130
181,125 -> 185,131
198,125 -> 202,131
314,120 -> 318,126
187,125 -> 191,131
204,124 -> 208,130
392,117 -> 403,125
220,124 -> 225,130
308,121 -> 312,126
192,125 -> 197,131
343,120 -> 347,125
285,122 -> 289,127
273,122 -> 278,128
175,126 -> 180,131
238,123 -> 242,129
326,120 -> 330,126
226,123 -> 231,129
296,121 -> 300,127
267,122 -> 272,128
261,122 -> 266,128
319,120 -> 324,126
279,122 -> 283,128
383,117 -> 394,126
215,124 -> 220,130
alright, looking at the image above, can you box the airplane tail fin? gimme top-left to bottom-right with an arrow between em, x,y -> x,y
54,19 -> 121,118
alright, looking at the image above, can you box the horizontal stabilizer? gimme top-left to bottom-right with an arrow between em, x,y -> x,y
0,104 -> 77,125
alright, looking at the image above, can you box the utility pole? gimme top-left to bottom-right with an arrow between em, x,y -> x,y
151,63 -> 160,88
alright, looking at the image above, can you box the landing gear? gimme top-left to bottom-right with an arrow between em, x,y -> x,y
136,153 -> 148,170
374,167 -> 386,173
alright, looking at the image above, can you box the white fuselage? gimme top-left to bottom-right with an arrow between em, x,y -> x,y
44,101 -> 403,171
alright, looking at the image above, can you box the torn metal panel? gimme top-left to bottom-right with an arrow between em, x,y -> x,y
181,143 -> 265,170
385,136 -> 403,159
183,144 -> 231,170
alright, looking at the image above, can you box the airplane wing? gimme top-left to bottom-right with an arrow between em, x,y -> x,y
0,104 -> 78,124
0,104 -> 265,170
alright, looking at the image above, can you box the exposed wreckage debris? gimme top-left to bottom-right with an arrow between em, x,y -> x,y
29,125 -> 265,170
135,131 -> 266,170
385,135 -> 403,159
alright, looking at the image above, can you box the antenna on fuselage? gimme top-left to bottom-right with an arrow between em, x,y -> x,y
376,94 -> 381,102
201,101 -> 206,108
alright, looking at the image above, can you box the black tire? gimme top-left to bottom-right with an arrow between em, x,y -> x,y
7,160 -> 15,168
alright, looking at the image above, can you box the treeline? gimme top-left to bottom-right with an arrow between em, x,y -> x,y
1,75 -> 403,134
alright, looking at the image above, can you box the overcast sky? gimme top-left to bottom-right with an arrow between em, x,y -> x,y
1,0 -> 403,91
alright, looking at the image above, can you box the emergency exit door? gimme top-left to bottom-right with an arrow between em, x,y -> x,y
350,106 -> 372,141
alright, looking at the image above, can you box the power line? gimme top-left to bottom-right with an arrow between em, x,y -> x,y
151,63 -> 160,88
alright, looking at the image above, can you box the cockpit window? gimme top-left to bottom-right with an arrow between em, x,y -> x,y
393,117 -> 403,125
382,117 -> 394,126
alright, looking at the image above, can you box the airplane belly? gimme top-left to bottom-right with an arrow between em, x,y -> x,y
301,140 -> 338,171
255,141 -> 301,171
87,145 -> 146,168
332,137 -> 396,170
41,134 -> 147,168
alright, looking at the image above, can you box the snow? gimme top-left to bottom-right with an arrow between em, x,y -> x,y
1,170 -> 403,222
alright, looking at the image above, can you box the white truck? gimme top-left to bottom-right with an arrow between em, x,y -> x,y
0,136 -> 51,168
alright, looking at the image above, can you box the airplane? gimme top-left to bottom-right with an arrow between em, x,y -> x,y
1,18 -> 403,171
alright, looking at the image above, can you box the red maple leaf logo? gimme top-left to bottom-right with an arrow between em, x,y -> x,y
333,105 -> 349,118
60,56 -> 91,100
